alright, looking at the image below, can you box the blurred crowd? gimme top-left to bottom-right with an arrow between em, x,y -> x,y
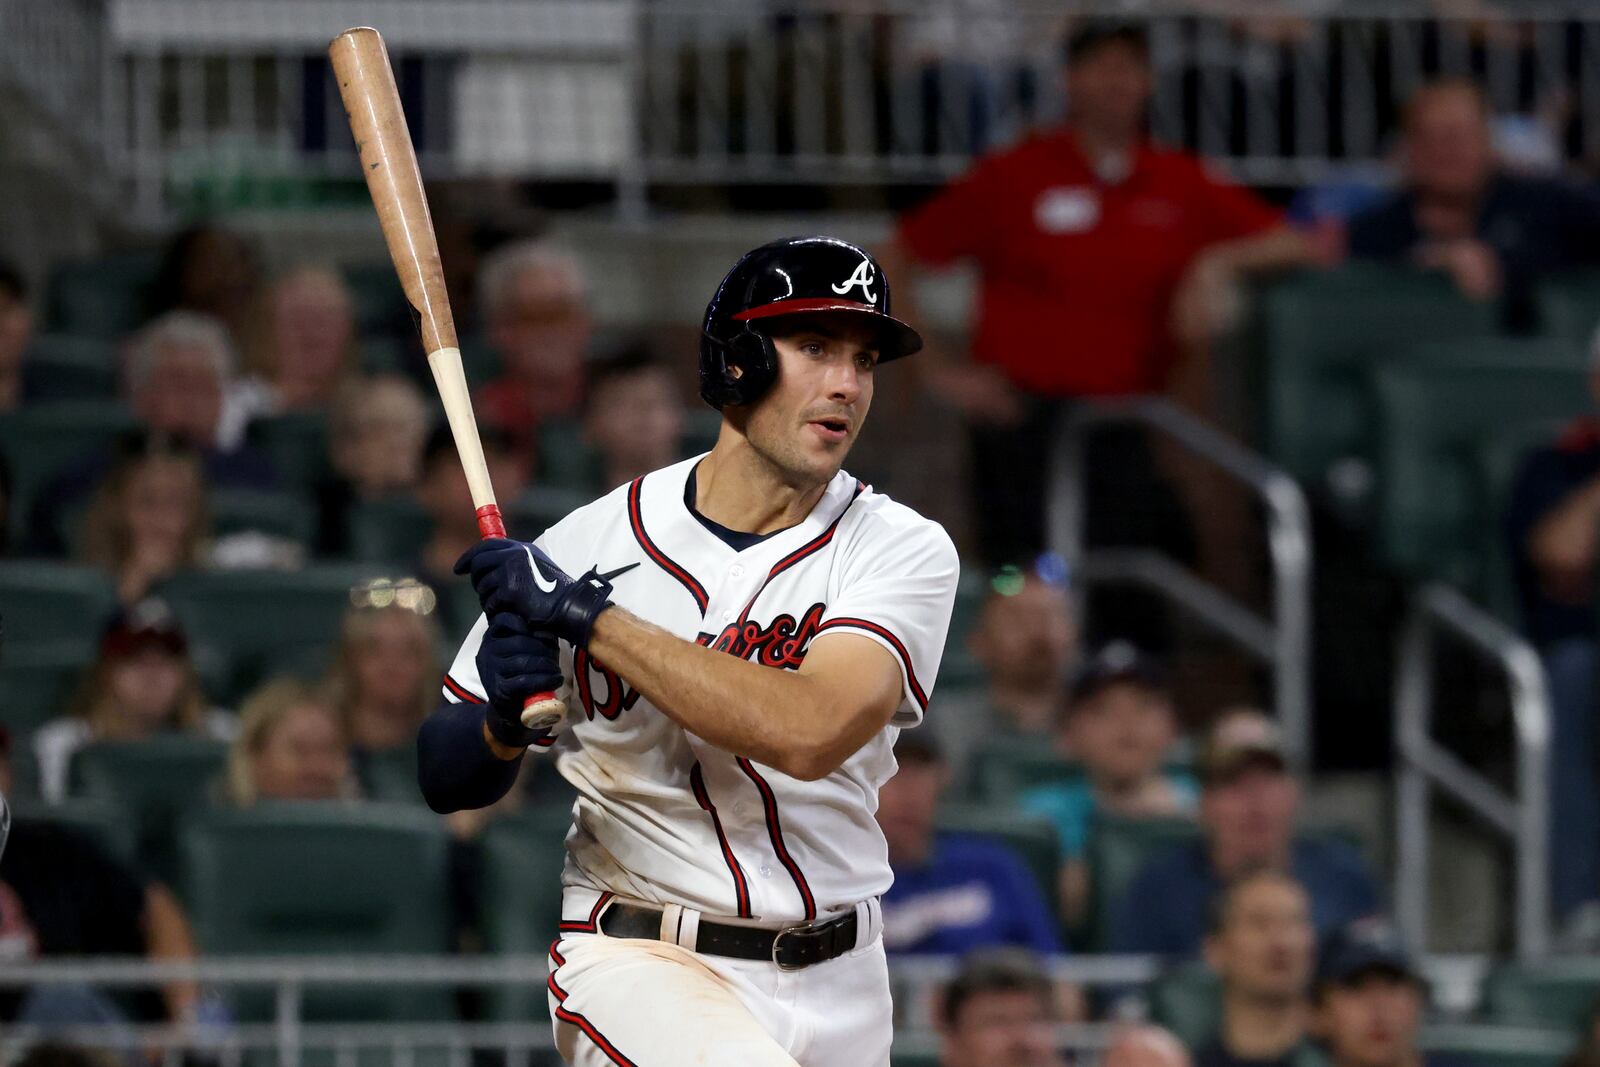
9,13 -> 1600,1067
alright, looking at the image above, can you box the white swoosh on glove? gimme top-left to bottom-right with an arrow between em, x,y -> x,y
524,545 -> 558,593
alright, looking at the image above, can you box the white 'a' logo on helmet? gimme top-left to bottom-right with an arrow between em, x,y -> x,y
830,258 -> 877,303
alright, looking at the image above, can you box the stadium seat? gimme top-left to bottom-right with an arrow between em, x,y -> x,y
0,639 -> 91,735
1148,962 -> 1222,1049
508,486 -> 599,540
945,569 -> 989,653
1424,1029 -> 1568,1067
23,335 -> 119,401
9,797 -> 138,862
888,1051 -> 941,1067
1370,358 -> 1588,587
1534,270 -> 1600,347
44,251 -> 161,340
209,487 -> 318,548
1482,958 -> 1600,1031
348,495 -> 433,567
180,802 -> 455,1021
1255,265 -> 1499,494
933,803 -> 1061,923
536,418 -> 601,493
246,411 -> 331,493
358,743 -> 422,805
71,735 -> 229,882
1083,812 -> 1202,951
1472,418 -> 1571,624
157,564 -> 386,703
967,736 -> 1084,803
342,263 -> 410,338
0,561 -> 117,654
480,807 -> 573,1021
0,401 -> 139,534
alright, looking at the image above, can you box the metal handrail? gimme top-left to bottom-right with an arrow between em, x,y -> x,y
1047,397 -> 1314,766
1393,583 -> 1552,959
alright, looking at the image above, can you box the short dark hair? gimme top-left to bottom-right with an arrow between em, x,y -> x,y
584,343 -> 674,413
0,261 -> 26,303
1063,18 -> 1150,65
1207,866 -> 1305,935
941,948 -> 1053,1028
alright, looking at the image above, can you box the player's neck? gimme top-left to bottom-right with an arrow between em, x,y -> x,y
695,436 -> 831,536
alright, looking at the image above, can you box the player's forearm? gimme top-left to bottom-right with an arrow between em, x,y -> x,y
416,700 -> 524,812
586,607 -> 864,780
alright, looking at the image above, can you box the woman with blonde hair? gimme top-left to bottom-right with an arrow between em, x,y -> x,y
34,598 -> 233,803
322,591 -> 442,774
226,677 -> 355,806
79,435 -> 208,605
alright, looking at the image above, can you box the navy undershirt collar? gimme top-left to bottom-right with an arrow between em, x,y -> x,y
684,464 -> 786,552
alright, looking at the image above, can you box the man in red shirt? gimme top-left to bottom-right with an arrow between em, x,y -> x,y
885,19 -> 1317,579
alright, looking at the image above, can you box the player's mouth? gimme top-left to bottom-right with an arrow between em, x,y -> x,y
807,415 -> 851,444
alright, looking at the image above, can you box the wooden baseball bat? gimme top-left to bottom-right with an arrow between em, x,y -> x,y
329,26 -> 565,732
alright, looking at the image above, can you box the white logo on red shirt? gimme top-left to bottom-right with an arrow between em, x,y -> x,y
1035,187 -> 1101,234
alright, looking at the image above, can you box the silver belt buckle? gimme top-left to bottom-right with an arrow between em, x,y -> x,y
770,921 -> 817,971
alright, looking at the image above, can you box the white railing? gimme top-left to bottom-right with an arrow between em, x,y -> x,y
8,1 -> 1600,225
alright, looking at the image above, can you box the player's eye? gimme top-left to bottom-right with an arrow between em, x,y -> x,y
856,351 -> 878,370
801,340 -> 826,356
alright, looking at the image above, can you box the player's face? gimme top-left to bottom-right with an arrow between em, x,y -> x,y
254,702 -> 350,802
1315,974 -> 1424,1067
742,315 -> 878,486
1064,683 -> 1176,790
943,991 -> 1059,1067
1205,876 -> 1314,1002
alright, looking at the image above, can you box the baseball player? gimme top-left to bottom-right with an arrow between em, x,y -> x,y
418,236 -> 959,1067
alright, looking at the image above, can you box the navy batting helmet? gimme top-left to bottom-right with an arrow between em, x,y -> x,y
699,236 -> 923,409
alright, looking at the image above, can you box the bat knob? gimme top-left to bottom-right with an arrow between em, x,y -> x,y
521,692 -> 566,731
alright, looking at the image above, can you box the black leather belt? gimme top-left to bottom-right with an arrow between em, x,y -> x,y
597,901 -> 858,971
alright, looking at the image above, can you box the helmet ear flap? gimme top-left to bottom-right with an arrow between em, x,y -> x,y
700,325 -> 778,409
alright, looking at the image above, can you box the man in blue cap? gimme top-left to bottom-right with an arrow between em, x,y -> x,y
1312,920 -> 1441,1067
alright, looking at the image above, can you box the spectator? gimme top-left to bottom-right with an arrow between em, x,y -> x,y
1347,78 -> 1600,327
1105,1027 -> 1193,1067
226,265 -> 360,443
78,436 -> 208,604
225,678 -> 354,805
147,223 -> 262,345
1312,920 -> 1437,1067
0,726 -> 203,1029
474,241 -> 591,455
0,260 -> 33,413
415,425 -> 530,591
1110,710 -> 1379,957
32,599 -> 234,804
886,18 -> 1318,574
583,346 -> 686,492
937,948 -> 1064,1067
1195,869 -> 1320,1067
316,374 -> 431,554
879,733 -> 1062,956
965,565 -> 1078,738
322,598 -> 442,778
1021,641 -> 1197,928
1505,341 -> 1600,924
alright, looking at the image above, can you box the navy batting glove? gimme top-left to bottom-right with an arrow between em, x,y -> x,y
476,616 -> 564,749
454,538 -> 617,648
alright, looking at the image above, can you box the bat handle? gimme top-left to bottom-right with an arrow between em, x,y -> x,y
473,503 -> 568,732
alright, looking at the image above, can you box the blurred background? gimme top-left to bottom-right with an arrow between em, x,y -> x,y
9,0 -> 1600,1064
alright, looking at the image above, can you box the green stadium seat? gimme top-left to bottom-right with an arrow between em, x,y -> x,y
157,564 -> 384,703
1472,418 -> 1571,624
1483,958 -> 1600,1031
23,335 -> 119,400
0,641 -> 92,738
44,251 -> 161,340
458,333 -> 502,385
1255,265 -> 1499,494
210,488 -> 317,547
1084,812 -> 1202,951
358,743 -> 422,805
947,569 -> 989,653
508,486 -> 599,540
536,418 -> 601,493
1534,270 -> 1600,346
0,401 -> 139,535
1149,962 -> 1223,1049
480,807 -> 573,1021
180,802 -> 454,1021
348,495 -> 433,567
71,736 -> 228,882
1423,1028 -> 1570,1067
0,561 -> 117,654
9,797 -> 139,862
246,411 -> 331,493
342,264 -> 410,338
682,409 -> 722,455
889,1051 -> 941,1067
934,803 -> 1061,923
967,736 -> 1084,803
1370,358 -> 1588,587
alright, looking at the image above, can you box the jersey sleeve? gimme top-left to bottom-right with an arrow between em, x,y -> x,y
816,514 -> 959,726
1191,159 -> 1283,245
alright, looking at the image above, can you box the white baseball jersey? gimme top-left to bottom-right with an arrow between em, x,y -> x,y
444,454 -> 959,923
